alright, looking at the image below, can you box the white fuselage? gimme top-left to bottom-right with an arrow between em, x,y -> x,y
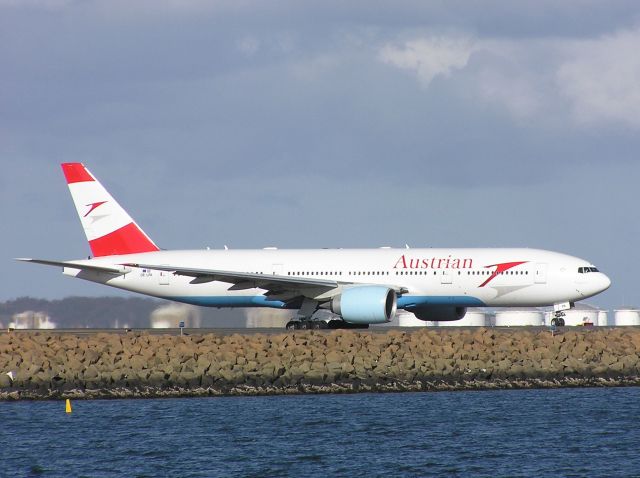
63,247 -> 611,310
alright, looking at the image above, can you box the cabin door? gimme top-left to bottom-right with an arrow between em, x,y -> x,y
535,263 -> 547,284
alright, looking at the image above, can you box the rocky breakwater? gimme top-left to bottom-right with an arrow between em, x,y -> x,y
1,328 -> 640,400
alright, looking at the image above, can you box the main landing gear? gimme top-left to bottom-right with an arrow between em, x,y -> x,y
285,319 -> 369,330
286,298 -> 370,330
551,311 -> 566,327
286,319 -> 328,330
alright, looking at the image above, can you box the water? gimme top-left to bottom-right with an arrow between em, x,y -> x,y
1,388 -> 640,477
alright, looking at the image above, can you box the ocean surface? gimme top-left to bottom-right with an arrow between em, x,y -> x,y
1,387 -> 640,478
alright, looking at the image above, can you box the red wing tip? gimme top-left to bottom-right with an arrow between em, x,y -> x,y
61,163 -> 94,184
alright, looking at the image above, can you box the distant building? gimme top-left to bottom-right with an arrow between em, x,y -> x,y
150,304 -> 202,328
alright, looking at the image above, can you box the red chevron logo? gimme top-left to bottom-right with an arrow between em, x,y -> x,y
479,261 -> 528,287
84,201 -> 108,217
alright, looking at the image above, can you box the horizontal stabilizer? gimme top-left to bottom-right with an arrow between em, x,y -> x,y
16,258 -> 131,275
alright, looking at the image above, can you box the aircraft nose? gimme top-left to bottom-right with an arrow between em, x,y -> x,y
576,272 -> 611,298
599,273 -> 612,292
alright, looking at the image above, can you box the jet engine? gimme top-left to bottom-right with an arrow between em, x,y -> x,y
410,305 -> 467,322
331,286 -> 397,324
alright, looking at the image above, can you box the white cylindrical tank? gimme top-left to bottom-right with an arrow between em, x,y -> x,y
150,304 -> 202,328
397,309 -> 488,327
398,311 -> 430,327
597,310 -> 609,327
10,311 -> 35,329
245,308 -> 294,328
437,308 -> 488,327
613,308 -> 640,326
495,308 -> 543,326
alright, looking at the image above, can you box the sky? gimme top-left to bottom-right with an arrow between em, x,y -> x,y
1,0 -> 639,311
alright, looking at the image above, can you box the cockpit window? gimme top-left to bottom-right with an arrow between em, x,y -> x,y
578,267 -> 600,273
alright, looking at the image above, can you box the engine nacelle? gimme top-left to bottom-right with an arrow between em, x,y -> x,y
331,286 -> 397,324
411,305 -> 467,322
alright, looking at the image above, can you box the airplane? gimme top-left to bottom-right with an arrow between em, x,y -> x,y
18,163 -> 611,329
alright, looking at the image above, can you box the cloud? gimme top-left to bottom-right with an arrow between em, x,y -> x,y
378,36 -> 473,86
472,68 -> 542,119
377,34 -> 553,120
557,27 -> 640,128
379,27 -> 640,129
0,0 -> 73,8
1,1 -> 638,311
0,0 -> 239,10
237,36 -> 260,56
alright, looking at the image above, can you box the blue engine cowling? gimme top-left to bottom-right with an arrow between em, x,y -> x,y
331,286 -> 397,324
410,305 -> 467,322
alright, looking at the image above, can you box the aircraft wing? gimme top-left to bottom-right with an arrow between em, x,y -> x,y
16,258 -> 131,274
124,262 -> 408,296
123,262 -> 339,292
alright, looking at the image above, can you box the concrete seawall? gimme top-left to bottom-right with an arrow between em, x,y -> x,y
2,328 -> 640,400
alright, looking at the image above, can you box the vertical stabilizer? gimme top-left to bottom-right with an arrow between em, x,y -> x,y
61,163 -> 160,257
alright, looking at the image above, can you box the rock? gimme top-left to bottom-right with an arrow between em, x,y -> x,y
0,373 -> 13,388
609,361 -> 624,373
4,329 -> 640,399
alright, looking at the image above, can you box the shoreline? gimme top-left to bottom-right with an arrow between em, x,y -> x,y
3,377 -> 640,401
2,328 -> 640,400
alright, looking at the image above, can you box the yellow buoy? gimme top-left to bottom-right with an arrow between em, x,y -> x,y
65,399 -> 72,414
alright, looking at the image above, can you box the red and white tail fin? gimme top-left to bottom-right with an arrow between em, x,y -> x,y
61,163 -> 160,257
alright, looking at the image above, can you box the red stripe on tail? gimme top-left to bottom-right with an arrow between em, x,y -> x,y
88,223 -> 159,257
62,163 -> 94,184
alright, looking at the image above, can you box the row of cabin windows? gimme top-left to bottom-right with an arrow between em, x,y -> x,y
286,271 -> 391,276
288,271 -> 344,276
396,270 -> 529,276
281,270 -> 530,276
